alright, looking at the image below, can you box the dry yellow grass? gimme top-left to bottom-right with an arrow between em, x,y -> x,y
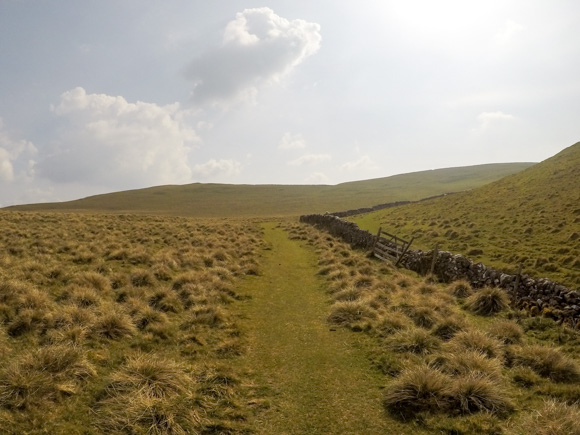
0,211 -> 265,433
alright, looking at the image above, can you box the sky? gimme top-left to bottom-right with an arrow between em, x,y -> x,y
1,0 -> 579,206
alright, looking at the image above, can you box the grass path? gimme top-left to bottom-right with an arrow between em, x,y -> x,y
236,223 -> 404,434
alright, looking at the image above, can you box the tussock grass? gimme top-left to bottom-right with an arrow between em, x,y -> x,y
488,320 -> 524,344
435,350 -> 503,381
106,354 -> 191,399
373,312 -> 413,337
464,287 -> 510,316
431,316 -> 466,340
327,300 -> 377,327
510,399 -> 580,435
69,286 -> 101,308
388,328 -> 441,355
185,306 -> 227,328
90,308 -> 136,340
402,304 -> 439,328
449,279 -> 474,298
131,269 -> 156,287
510,345 -> 580,382
447,330 -> 504,360
332,286 -> 363,302
148,288 -> 183,313
0,345 -> 95,409
448,373 -> 513,415
383,364 -> 451,419
72,271 -> 110,292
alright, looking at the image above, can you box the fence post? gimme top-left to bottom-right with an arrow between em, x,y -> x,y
429,243 -> 439,275
372,227 -> 382,252
514,263 -> 523,293
395,237 -> 414,268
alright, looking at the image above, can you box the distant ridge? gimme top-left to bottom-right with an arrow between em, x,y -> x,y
4,163 -> 534,217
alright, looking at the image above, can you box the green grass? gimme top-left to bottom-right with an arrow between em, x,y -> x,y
4,163 -> 533,217
352,142 -> 580,288
235,223 -> 410,434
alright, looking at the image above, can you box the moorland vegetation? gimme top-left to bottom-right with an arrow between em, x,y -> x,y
0,212 -> 265,433
283,221 -> 580,434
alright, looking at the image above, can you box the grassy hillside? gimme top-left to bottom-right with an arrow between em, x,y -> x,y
5,163 -> 533,217
353,142 -> 580,288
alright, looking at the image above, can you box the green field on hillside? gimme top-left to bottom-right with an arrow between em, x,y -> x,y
352,142 -> 580,288
5,163 -> 533,217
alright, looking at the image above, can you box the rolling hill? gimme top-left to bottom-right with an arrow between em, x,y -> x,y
352,142 -> 580,288
4,163 -> 533,217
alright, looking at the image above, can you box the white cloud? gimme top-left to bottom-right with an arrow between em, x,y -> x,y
185,7 -> 321,105
278,132 -> 306,149
495,19 -> 524,45
0,118 -> 37,183
306,172 -> 330,184
192,158 -> 242,179
476,111 -> 515,130
340,155 -> 378,172
38,87 -> 197,188
0,149 -> 13,182
288,153 -> 331,166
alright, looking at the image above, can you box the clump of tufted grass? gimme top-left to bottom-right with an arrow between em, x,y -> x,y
464,287 -> 510,316
434,350 -> 503,381
130,269 -> 156,287
448,373 -> 513,416
71,271 -> 110,292
388,328 -> 441,355
448,279 -> 474,298
105,353 -> 191,399
510,399 -> 580,434
184,306 -> 227,328
68,285 -> 102,308
373,312 -> 413,337
509,345 -> 580,382
403,305 -> 439,329
0,345 -> 95,409
383,364 -> 451,420
431,316 -> 466,341
327,300 -> 377,327
90,307 -> 136,340
148,287 -> 183,313
488,320 -> 524,344
97,355 -> 203,435
332,286 -> 363,302
447,330 -> 504,360
97,394 -> 203,435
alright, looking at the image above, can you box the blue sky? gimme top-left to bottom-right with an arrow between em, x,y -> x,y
1,0 -> 579,206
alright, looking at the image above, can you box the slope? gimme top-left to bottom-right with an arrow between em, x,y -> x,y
353,142 -> 580,288
4,163 -> 533,217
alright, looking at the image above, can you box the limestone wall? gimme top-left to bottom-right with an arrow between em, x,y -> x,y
300,213 -> 580,326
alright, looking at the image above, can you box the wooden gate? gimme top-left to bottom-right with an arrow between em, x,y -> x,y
372,227 -> 414,267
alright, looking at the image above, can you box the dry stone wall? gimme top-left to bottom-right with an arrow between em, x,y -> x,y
300,213 -> 580,326
327,193 -> 455,219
